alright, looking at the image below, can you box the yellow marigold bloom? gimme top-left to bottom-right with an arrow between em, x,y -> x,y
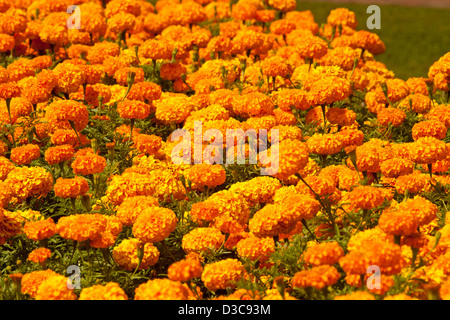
261,138 -> 309,180
384,294 -> 417,300
5,166 -> 53,201
21,269 -> 59,299
112,237 -> 159,271
135,278 -> 189,300
182,227 -> 225,254
35,275 -> 77,300
303,241 -> 344,266
44,144 -> 75,166
201,258 -> 245,292
380,157 -> 414,178
409,136 -> 448,165
186,163 -> 226,191
57,213 -> 107,242
412,120 -> 447,141
10,144 -> 40,165
168,258 -> 203,282
307,133 -> 343,155
292,265 -> 341,290
0,209 -> 24,244
334,291 -> 375,300
132,207 -> 178,243
105,172 -> 156,205
0,180 -> 12,207
23,217 -> 57,242
236,234 -> 275,262
71,153 -> 107,176
327,8 -> 358,29
79,282 -> 128,300
116,195 -> 159,226
27,247 -> 52,264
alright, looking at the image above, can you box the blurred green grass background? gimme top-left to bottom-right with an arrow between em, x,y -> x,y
297,1 -> 450,80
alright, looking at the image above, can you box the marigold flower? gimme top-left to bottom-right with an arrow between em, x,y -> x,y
54,176 -> 89,199
10,144 -> 40,166
132,207 -> 178,243
21,269 -> 59,299
412,120 -> 447,141
35,275 -> 77,300
409,136 -> 448,165
113,238 -> 160,271
138,39 -> 173,61
186,163 -> 226,191
296,35 -> 328,60
168,258 -> 203,282
377,107 -> 406,128
201,258 -> 245,292
268,0 -> 296,12
57,213 -> 107,242
79,282 -> 128,300
205,190 -> 251,226
71,153 -> 107,176
135,278 -> 189,300
379,157 -> 414,178
334,291 -> 375,300
307,76 -> 352,107
307,133 -> 343,155
292,265 -> 341,290
346,185 -> 386,210
44,144 -> 75,166
353,30 -> 385,55
249,203 -> 298,238
327,8 -> 358,29
23,218 -> 57,242
5,166 -> 53,201
116,195 -> 159,226
182,227 -> 225,254
236,235 -> 275,262
154,96 -> 193,124
303,241 -> 344,266
276,88 -> 309,111
27,247 -> 52,264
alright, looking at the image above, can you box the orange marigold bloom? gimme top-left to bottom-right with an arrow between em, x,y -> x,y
117,99 -> 151,120
52,63 -> 85,94
112,238 -> 160,271
116,195 -> 159,226
133,133 -> 162,156
276,88 -> 309,111
346,185 -> 386,210
107,12 -> 136,34
45,100 -> 89,132
10,144 -> 40,165
132,207 -> 178,243
0,33 -> 14,52
182,227 -> 225,254
327,8 -> 358,29
35,275 -> 77,300
114,67 -> 144,86
412,120 -> 447,141
79,282 -> 128,300
295,35 -> 328,60
201,258 -> 245,292
378,203 -> 420,237
398,93 -> 432,114
303,241 -> 344,266
5,166 -> 53,201
189,201 -> 220,223
261,55 -> 293,78
27,247 -> 52,264
260,138 -> 310,180
236,235 -> 275,262
57,213 -> 107,242
268,0 -> 296,12
248,203 -> 298,238
186,163 -> 226,191
135,278 -> 189,300
54,176 -> 89,199
380,157 -> 414,178
326,107 -> 356,126
409,136 -> 448,165
307,133 -> 343,155
23,218 -> 57,242
292,265 -> 341,290
377,107 -> 406,127
283,193 -> 321,220
232,92 -> 275,118
44,144 -> 75,166
168,258 -> 203,282
154,96 -> 193,124
21,269 -> 59,299
138,39 -> 173,61
71,152 -> 107,176
307,76 -> 352,107
353,30 -> 385,55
